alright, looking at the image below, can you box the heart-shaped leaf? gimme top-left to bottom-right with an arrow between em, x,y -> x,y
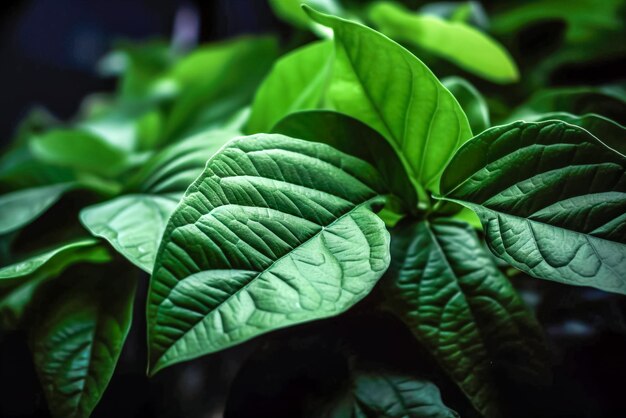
147,134 -> 390,374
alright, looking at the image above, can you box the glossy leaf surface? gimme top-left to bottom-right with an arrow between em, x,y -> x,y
147,134 -> 390,374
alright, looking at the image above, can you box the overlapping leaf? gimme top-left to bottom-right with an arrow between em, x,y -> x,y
382,219 -> 548,418
305,6 -> 472,195
440,120 -> 626,294
147,134 -> 390,374
442,76 -> 490,135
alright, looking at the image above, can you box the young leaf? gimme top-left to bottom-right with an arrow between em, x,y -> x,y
80,195 -> 179,273
440,121 -> 626,295
442,76 -> 490,135
0,183 -> 73,235
268,0 -> 342,33
28,268 -> 136,418
246,40 -> 334,134
368,2 -> 519,84
382,219 -> 548,418
273,110 -> 418,211
30,129 -> 131,177
305,6 -> 472,195
147,134 -> 390,374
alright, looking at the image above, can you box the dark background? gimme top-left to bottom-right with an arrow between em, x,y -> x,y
1,1 -> 626,417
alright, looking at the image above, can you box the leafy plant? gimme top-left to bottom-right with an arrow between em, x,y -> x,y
1,1 -> 625,417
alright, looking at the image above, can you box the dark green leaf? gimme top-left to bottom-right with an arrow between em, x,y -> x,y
305,6 -> 472,196
247,40 -> 334,134
440,121 -> 626,294
383,219 -> 548,418
29,268 -> 136,418
147,134 -> 390,374
369,2 -> 519,84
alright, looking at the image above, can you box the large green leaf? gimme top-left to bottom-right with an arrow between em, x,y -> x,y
273,110 -> 417,211
246,40 -> 334,134
440,120 -> 626,294
382,219 -> 548,418
268,0 -> 342,33
442,76 -> 490,135
147,134 -> 390,374
30,129 -> 132,177
369,2 -> 519,84
0,183 -> 73,235
305,6 -> 472,196
28,268 -> 136,418
127,130 -> 237,194
80,195 -> 179,273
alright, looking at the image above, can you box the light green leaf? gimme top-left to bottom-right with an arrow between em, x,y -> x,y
369,2 -> 519,84
442,76 -> 490,134
305,6 -> 472,196
30,129 -> 131,177
247,40 -> 334,134
163,36 -> 278,140
0,183 -> 73,235
29,268 -> 136,418
440,121 -> 626,294
274,110 -> 417,211
80,195 -> 178,273
383,219 -> 548,418
147,134 -> 390,374
327,371 -> 459,418
127,129 -> 238,194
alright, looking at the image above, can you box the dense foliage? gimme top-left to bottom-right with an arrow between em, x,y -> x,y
1,1 -> 625,417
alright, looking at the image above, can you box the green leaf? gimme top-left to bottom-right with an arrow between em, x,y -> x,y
246,40 -> 334,134
0,183 -> 74,235
273,110 -> 418,211
382,219 -> 548,418
0,239 -> 106,281
80,195 -> 178,273
163,36 -> 278,140
305,6 -> 472,196
147,134 -> 390,374
326,371 -> 459,418
0,240 -> 110,329
30,129 -> 131,177
510,87 -> 626,126
530,112 -> 626,156
440,121 -> 626,294
368,2 -> 519,84
442,76 -> 490,135
28,268 -> 136,418
127,129 -> 238,194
